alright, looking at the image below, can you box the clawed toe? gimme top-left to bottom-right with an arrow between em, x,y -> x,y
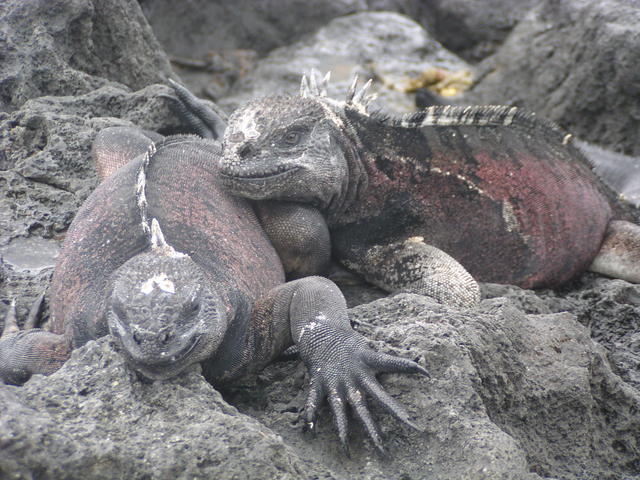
167,79 -> 227,140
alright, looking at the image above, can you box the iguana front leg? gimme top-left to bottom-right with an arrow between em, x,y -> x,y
0,298 -> 70,385
253,201 -> 332,279
336,236 -> 481,308
166,81 -> 333,279
233,276 -> 428,452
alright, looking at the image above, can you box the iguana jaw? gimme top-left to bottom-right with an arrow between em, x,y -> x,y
218,165 -> 303,200
223,165 -> 301,180
110,315 -> 206,380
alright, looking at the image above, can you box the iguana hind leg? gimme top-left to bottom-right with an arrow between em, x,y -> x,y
92,126 -> 160,181
0,297 -> 70,385
338,236 -> 481,308
167,79 -> 227,140
589,220 -> 640,283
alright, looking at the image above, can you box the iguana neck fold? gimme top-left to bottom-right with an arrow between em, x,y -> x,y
318,100 -> 369,222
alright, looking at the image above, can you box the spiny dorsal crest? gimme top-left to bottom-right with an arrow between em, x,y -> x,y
150,218 -> 187,258
299,70 -> 377,114
135,140 -> 156,237
393,105 -> 573,145
345,75 -> 377,112
300,70 -> 330,98
136,140 -> 187,259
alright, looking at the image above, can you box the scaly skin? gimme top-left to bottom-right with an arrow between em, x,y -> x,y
0,121 -> 428,452
216,73 -> 640,291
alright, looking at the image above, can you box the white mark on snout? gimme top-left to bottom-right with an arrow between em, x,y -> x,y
237,114 -> 261,141
140,273 -> 175,294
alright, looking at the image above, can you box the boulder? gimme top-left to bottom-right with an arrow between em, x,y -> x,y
368,0 -> 539,62
221,12 -> 472,113
465,0 -> 640,156
0,0 -> 181,320
0,0 -> 173,112
0,337 -> 336,480
139,0 -> 366,58
2,289 -> 638,479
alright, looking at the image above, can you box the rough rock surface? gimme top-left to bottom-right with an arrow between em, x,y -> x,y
0,0 -> 173,112
0,338 -> 336,480
466,0 -> 640,156
220,12 -> 471,113
2,287 -> 639,479
0,0 -> 182,321
1,0 -> 640,478
367,0 -> 539,62
139,0 -> 366,58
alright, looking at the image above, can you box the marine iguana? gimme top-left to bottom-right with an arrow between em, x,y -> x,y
212,72 -> 640,292
0,126 -> 428,452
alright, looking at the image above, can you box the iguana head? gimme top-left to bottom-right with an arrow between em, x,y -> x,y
107,233 -> 226,381
220,73 -> 372,211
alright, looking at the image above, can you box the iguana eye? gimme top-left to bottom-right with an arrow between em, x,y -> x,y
281,130 -> 302,146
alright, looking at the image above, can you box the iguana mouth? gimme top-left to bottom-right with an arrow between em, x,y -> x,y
148,333 -> 202,369
220,165 -> 301,181
121,331 -> 203,380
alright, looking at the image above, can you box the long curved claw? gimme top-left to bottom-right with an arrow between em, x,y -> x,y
360,373 -> 421,431
300,336 -> 426,452
363,349 -> 430,377
303,377 -> 325,434
24,292 -> 45,330
328,388 -> 350,453
167,79 -> 227,139
347,386 -> 385,454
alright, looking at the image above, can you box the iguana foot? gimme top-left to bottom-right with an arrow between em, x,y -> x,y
0,296 -> 70,385
301,328 -> 428,453
589,220 -> 640,283
340,236 -> 481,308
287,276 -> 428,453
167,79 -> 227,140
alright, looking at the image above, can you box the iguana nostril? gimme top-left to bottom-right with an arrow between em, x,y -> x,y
238,143 -> 255,158
132,330 -> 142,345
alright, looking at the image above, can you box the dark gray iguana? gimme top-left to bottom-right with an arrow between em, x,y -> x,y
0,125 -> 428,452
207,72 -> 640,294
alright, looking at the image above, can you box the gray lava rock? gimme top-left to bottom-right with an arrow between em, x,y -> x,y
485,276 -> 640,394
0,0 -> 182,320
0,0 -> 173,112
2,291 -> 638,479
140,0 -> 367,58
0,337 -> 336,480
367,0 -> 539,62
558,277 -> 640,392
221,12 -> 471,113
139,0 -> 369,101
465,0 -> 640,155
